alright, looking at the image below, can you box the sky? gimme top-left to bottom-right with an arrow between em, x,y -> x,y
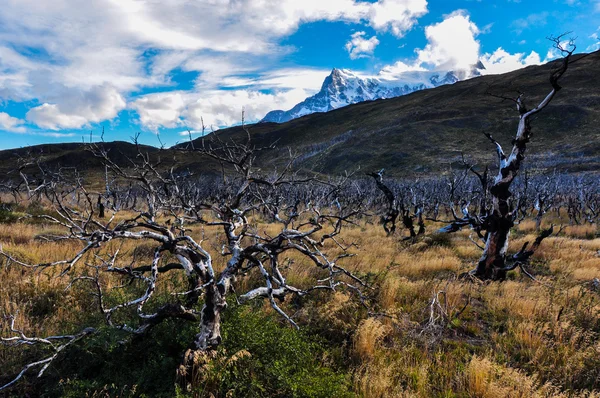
0,0 -> 598,150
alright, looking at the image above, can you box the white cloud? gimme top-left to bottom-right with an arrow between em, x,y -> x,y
26,85 -> 126,130
376,10 -> 482,78
130,92 -> 186,131
178,129 -> 207,137
184,90 -> 308,128
378,61 -> 426,78
367,0 -> 429,37
415,10 -> 481,71
542,39 -> 574,62
250,69 -> 330,91
0,46 -> 38,101
586,42 -> 600,52
0,112 -> 26,133
479,48 -> 542,75
377,10 -> 553,80
511,12 -> 549,35
33,132 -> 77,138
480,23 -> 493,34
240,0 -> 428,39
131,88 -> 310,131
129,66 -> 330,131
345,32 -> 380,59
589,29 -> 600,52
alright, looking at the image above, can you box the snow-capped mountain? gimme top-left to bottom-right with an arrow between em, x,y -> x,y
261,66 -> 482,123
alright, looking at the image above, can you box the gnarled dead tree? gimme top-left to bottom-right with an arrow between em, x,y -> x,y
473,37 -> 574,280
431,35 -> 577,281
367,169 -> 400,235
368,169 -> 426,239
0,134 -> 367,392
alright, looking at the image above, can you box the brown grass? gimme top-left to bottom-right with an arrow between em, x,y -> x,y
2,212 -> 600,396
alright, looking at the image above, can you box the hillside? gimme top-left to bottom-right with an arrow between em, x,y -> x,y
1,50 -> 599,178
190,50 -> 600,177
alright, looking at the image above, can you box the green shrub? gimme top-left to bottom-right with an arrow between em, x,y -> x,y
0,208 -> 22,224
184,304 -> 354,398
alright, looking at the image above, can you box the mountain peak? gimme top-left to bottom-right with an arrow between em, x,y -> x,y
261,67 -> 468,124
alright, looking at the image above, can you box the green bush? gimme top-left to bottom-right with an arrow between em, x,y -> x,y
183,304 -> 354,398
0,208 -> 22,224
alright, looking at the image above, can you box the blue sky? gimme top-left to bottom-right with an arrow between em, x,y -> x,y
0,0 -> 598,150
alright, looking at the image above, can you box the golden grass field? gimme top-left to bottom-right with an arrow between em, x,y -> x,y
1,205 -> 599,397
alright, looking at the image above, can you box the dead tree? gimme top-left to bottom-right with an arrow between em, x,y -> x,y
532,179 -> 555,231
432,36 -> 576,281
473,37 -> 574,280
368,170 -> 426,239
368,169 -> 400,235
0,135 -> 367,392
97,194 -> 105,218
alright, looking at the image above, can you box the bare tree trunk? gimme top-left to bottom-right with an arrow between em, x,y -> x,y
535,210 -> 544,231
194,284 -> 226,350
473,41 -> 573,280
97,195 -> 105,218
368,170 -> 399,236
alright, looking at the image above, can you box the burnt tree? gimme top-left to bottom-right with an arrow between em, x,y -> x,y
368,170 -> 425,239
473,37 -> 575,280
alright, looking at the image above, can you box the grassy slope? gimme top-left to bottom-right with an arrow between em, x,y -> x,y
197,51 -> 600,176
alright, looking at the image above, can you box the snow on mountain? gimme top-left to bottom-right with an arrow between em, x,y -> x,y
260,66 -> 483,123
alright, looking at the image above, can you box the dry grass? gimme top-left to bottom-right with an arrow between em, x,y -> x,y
354,318 -> 390,360
2,210 -> 600,396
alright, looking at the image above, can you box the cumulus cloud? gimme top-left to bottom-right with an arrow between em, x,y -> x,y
130,92 -> 186,131
26,85 -> 126,130
131,88 -> 310,131
378,9 -> 553,80
479,48 -> 541,74
376,10 -> 482,78
0,112 -> 26,133
366,0 -> 429,37
415,10 -> 480,71
345,32 -> 380,59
